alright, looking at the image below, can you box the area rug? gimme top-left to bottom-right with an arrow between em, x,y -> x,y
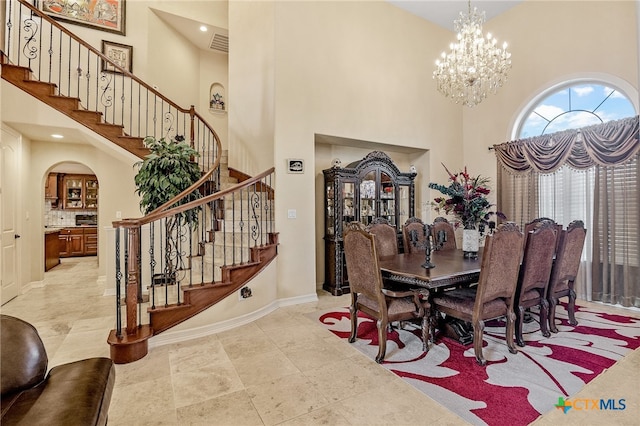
310,303 -> 640,425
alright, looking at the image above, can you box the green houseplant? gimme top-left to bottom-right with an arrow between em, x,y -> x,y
134,135 -> 203,284
134,135 -> 202,221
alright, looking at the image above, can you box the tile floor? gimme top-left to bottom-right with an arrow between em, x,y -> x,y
1,257 -> 638,425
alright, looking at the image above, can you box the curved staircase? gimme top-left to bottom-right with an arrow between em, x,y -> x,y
2,0 -> 278,364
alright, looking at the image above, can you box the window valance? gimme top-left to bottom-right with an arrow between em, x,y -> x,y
493,116 -> 639,174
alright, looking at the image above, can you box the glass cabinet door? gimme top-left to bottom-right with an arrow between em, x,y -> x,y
85,178 -> 99,209
359,172 -> 376,226
379,172 -> 396,226
342,182 -> 355,226
65,178 -> 83,209
325,183 -> 335,236
398,184 -> 410,227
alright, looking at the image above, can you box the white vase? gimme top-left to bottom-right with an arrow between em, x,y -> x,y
462,228 -> 479,259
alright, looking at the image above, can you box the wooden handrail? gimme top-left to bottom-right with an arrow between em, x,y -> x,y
113,167 -> 275,229
14,0 -> 186,114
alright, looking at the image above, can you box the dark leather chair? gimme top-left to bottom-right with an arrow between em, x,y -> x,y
402,217 -> 427,254
547,220 -> 587,333
367,217 -> 398,258
431,217 -> 457,250
431,222 -> 524,366
1,314 -> 115,426
343,222 -> 429,363
514,220 -> 558,346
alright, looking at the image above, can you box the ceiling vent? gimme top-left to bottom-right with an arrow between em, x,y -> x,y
209,33 -> 228,53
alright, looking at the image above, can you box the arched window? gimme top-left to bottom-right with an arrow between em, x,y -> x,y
511,80 -> 638,306
518,82 -> 635,138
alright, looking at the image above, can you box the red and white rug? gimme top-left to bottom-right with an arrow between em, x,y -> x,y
310,303 -> 640,425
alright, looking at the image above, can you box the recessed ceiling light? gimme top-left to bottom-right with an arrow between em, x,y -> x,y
51,134 -> 64,139
200,25 -> 207,32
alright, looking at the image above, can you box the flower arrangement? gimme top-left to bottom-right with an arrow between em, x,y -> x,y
428,163 -> 505,233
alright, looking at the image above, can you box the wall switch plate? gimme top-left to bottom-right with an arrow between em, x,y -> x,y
287,209 -> 296,219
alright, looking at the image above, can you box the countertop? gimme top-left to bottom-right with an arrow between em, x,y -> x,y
44,225 -> 97,234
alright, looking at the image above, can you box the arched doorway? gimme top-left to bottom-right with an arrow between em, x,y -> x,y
44,162 -> 99,271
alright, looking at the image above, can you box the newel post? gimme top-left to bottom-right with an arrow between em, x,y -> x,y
189,105 -> 196,149
123,222 -> 141,334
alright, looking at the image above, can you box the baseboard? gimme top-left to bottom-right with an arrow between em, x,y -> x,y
149,292 -> 319,348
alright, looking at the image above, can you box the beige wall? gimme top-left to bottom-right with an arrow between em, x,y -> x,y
266,1 -> 462,296
461,0 -> 639,198
228,1 -> 276,175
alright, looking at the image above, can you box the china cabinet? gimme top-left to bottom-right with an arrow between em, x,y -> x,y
63,175 -> 98,210
323,151 -> 416,295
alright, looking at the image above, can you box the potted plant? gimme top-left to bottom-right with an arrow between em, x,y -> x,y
428,163 -> 505,257
134,135 -> 203,284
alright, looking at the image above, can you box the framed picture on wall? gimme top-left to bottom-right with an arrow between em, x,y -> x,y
37,0 -> 126,36
286,159 -> 304,174
101,40 -> 132,73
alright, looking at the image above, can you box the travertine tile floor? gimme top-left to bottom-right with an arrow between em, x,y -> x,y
1,257 -> 638,425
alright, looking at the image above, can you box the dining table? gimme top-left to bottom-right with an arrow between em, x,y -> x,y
378,249 -> 483,345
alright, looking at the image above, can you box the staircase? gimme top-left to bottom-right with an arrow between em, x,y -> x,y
0,60 -> 148,158
2,0 -> 278,364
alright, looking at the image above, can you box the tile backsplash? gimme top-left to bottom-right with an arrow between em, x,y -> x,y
44,200 -> 96,227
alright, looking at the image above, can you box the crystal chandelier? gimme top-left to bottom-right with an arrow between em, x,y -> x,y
433,1 -> 512,107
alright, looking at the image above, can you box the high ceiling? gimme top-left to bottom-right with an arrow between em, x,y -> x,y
14,1 -> 522,144
388,1 -> 523,31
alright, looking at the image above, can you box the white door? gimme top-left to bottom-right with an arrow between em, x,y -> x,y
1,127 -> 20,305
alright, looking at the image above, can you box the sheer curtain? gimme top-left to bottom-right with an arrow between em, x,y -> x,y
538,166 -> 594,301
494,116 -> 639,308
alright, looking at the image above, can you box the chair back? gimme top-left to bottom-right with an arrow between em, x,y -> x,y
518,220 -> 558,295
548,220 -> 587,295
431,217 -> 457,250
524,217 -> 562,253
367,217 -> 398,258
474,222 -> 524,313
1,315 -> 49,397
402,217 -> 426,254
343,222 -> 385,307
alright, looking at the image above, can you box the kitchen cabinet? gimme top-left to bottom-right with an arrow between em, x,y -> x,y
63,175 -> 98,210
59,228 -> 84,257
45,173 -> 58,200
322,151 -> 416,295
45,230 -> 61,271
84,228 -> 98,255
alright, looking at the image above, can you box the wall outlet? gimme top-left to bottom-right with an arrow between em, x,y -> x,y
239,286 -> 252,300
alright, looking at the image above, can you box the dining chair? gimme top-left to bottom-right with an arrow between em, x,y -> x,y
547,220 -> 587,333
431,217 -> 457,250
402,217 -> 427,254
343,221 -> 429,363
431,222 -> 524,366
366,217 -> 398,258
523,217 -> 562,254
514,220 -> 558,346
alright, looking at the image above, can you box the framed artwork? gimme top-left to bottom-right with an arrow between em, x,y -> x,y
38,0 -> 126,36
286,159 -> 304,174
101,40 -> 132,73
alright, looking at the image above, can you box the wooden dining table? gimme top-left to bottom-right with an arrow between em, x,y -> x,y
378,249 -> 482,291
378,249 -> 483,345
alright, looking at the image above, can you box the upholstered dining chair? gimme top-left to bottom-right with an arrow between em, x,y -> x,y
523,217 -> 562,253
366,217 -> 398,258
402,217 -> 427,254
431,217 -> 457,250
547,220 -> 587,333
431,222 -> 524,366
343,221 -> 429,363
514,220 -> 558,346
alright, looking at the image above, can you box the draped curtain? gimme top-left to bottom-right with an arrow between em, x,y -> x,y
494,116 -> 639,308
